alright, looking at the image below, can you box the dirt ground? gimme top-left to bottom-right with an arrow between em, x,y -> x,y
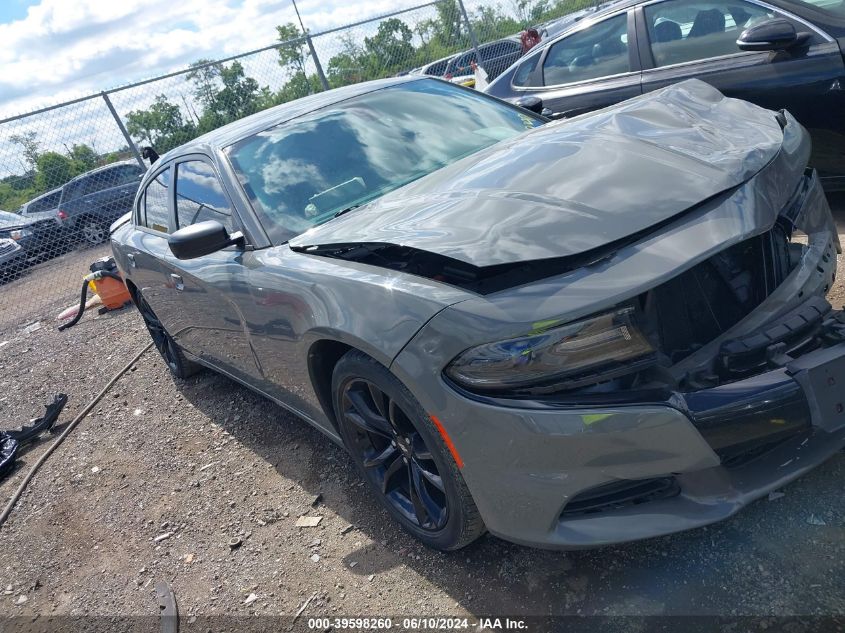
0,205 -> 844,630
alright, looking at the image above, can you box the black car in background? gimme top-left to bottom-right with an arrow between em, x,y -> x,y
0,210 -> 67,265
58,161 -> 145,244
0,238 -> 26,280
486,0 -> 845,189
445,37 -> 524,81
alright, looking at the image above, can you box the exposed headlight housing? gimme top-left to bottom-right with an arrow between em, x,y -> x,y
445,306 -> 655,393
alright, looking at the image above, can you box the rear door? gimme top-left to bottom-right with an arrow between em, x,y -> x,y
510,11 -> 642,118
636,0 -> 845,184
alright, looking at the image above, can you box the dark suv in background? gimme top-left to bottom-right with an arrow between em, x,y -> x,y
445,38 -> 524,81
58,161 -> 144,244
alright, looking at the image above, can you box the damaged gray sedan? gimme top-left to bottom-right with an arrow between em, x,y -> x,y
111,77 -> 845,550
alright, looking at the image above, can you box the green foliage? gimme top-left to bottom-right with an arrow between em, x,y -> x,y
35,152 -> 75,191
68,143 -> 98,172
186,59 -> 223,110
210,61 -> 261,120
362,19 -> 416,76
276,23 -> 309,76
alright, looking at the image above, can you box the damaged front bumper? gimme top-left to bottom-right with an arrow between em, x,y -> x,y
391,121 -> 844,549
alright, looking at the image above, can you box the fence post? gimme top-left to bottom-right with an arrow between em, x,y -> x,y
455,0 -> 483,67
306,33 -> 331,92
101,92 -> 145,169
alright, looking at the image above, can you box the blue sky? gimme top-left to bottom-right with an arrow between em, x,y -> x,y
0,0 -> 37,23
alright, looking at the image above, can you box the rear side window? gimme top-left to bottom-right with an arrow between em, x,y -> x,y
542,14 -> 630,85
140,168 -> 171,233
424,59 -> 449,76
481,40 -> 520,61
79,165 -> 142,197
175,160 -> 234,232
25,190 -> 61,214
643,0 -> 820,67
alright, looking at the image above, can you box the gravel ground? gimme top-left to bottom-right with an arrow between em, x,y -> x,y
0,207 -> 844,628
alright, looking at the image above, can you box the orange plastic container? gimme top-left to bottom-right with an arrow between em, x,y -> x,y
90,276 -> 131,310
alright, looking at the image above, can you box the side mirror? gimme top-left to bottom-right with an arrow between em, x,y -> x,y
514,95 -> 545,115
737,18 -> 808,52
168,220 -> 242,260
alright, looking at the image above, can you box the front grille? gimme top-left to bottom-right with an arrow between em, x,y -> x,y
644,225 -> 794,364
560,477 -> 680,518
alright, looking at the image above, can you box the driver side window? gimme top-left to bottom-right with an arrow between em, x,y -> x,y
175,160 -> 234,233
542,14 -> 630,86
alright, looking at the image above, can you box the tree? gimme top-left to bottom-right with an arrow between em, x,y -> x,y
9,131 -> 40,171
326,35 -> 367,87
276,23 -> 309,77
209,61 -> 261,121
68,143 -> 98,172
363,19 -> 415,73
186,59 -> 222,110
35,152 -> 75,191
126,95 -> 196,153
432,0 -> 465,48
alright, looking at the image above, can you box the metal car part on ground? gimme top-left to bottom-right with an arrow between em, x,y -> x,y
0,395 -> 68,479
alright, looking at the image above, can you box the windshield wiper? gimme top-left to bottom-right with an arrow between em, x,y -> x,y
332,204 -> 361,219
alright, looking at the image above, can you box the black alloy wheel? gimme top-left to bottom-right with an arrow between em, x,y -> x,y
332,350 -> 485,550
342,378 -> 449,531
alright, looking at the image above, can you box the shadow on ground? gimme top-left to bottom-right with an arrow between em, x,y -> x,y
176,365 -> 845,617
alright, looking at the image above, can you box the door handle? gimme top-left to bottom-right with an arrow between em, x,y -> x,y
127,253 -> 136,268
170,274 -> 184,291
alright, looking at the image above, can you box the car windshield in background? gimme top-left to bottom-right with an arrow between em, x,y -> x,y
226,79 -> 543,243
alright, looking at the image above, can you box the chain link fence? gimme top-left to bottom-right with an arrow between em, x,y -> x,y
0,0 -> 599,334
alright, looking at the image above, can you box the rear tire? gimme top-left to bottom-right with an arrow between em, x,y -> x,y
332,350 -> 485,551
81,220 -> 108,245
135,291 -> 201,379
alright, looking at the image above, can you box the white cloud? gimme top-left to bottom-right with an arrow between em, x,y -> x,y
0,0 -> 430,118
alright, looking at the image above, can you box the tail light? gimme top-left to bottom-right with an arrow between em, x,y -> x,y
58,210 -> 68,220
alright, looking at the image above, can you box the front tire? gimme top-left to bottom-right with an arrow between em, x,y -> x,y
332,351 -> 485,551
135,291 -> 201,379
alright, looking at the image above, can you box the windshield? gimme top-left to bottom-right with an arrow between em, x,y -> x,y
226,79 -> 543,243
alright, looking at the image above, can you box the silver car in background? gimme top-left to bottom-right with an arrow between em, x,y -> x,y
111,77 -> 845,550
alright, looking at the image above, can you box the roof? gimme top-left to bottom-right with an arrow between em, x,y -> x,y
64,160 -> 140,184
160,76 -> 425,161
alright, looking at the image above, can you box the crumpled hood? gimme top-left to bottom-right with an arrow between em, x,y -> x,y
291,80 -> 785,267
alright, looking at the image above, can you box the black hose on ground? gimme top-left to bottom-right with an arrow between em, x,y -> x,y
57,278 -> 90,332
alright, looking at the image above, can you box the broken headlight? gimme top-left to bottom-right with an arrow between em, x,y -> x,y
445,306 -> 654,392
